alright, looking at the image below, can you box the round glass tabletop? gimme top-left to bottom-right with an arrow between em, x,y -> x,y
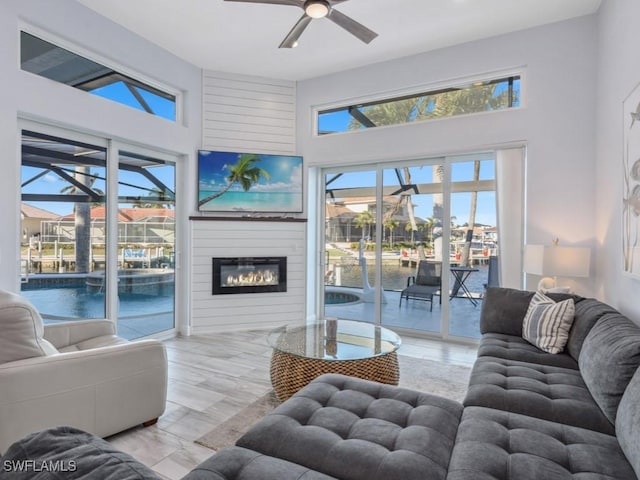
267,318 -> 401,361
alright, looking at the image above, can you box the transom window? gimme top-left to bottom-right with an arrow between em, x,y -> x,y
20,32 -> 177,122
317,75 -> 520,135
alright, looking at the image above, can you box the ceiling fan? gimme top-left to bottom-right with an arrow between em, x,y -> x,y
224,0 -> 378,48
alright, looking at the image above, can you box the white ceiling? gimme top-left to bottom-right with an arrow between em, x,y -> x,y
75,0 -> 601,81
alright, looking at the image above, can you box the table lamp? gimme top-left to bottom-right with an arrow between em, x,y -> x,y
523,239 -> 591,292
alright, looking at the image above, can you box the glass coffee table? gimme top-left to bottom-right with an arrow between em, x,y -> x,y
267,319 -> 402,401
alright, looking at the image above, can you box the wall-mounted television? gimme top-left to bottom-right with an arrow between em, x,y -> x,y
198,150 -> 303,213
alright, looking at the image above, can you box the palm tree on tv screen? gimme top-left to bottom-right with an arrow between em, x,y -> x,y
198,154 -> 270,207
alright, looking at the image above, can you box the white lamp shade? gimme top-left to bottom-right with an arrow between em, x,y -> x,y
544,246 -> 591,278
524,244 -> 591,278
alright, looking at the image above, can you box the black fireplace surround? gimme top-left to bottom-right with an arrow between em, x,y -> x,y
212,257 -> 287,295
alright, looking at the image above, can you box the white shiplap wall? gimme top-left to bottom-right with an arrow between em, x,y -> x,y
191,219 -> 306,333
202,71 -> 296,155
191,71 -> 305,333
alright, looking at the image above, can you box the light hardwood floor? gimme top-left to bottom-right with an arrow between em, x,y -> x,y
107,330 -> 478,480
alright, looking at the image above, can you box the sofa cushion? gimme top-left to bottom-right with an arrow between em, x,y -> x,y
480,287 -> 535,336
463,356 -> 614,434
0,290 -> 56,364
447,406 -> 637,480
522,292 -> 575,354
566,298 -> 618,361
477,333 -> 579,369
237,374 -> 463,480
616,366 -> 640,479
579,313 -> 640,423
480,287 -> 582,337
184,446 -> 339,480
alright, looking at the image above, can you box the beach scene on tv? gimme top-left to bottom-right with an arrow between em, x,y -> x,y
198,150 -> 303,212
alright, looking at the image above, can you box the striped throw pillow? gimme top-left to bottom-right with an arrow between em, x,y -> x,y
522,291 -> 576,354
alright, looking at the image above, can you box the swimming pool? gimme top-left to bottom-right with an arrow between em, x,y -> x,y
324,289 -> 362,305
21,286 -> 174,321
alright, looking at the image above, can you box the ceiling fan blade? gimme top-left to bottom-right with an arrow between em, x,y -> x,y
279,14 -> 312,48
327,8 -> 378,44
224,0 -> 301,6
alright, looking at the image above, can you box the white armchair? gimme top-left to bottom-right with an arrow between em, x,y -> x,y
0,289 -> 167,454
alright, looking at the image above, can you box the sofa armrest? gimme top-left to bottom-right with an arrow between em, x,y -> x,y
43,319 -> 116,349
0,340 -> 167,454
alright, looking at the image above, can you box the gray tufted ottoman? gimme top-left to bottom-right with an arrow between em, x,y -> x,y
187,373 -> 464,480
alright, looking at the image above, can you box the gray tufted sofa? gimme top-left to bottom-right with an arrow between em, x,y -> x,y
184,286 -> 640,480
2,287 -> 640,480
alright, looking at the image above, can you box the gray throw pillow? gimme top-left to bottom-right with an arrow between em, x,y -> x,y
480,287 -> 535,336
522,291 -> 575,354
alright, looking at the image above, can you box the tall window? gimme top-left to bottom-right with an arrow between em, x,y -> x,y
21,131 -> 108,318
20,130 -> 176,339
116,150 -> 176,339
323,154 -> 497,341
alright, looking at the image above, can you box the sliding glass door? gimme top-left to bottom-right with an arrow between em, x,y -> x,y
379,164 -> 444,334
21,130 -> 108,320
448,157 -> 497,338
324,169 -> 379,324
20,127 -> 176,339
322,153 -> 497,341
116,150 -> 176,338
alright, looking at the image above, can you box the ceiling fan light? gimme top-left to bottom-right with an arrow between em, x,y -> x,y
305,0 -> 330,19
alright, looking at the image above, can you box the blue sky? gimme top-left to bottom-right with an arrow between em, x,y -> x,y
22,161 -> 175,216
91,82 -> 176,121
326,162 -> 497,226
320,109 -> 497,226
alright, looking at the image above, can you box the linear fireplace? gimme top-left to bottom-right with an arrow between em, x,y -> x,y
212,257 -> 287,295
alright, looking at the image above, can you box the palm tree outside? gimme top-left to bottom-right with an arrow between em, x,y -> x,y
347,86 -> 505,261
460,160 -> 481,267
355,210 -> 374,241
384,218 -> 399,246
60,166 -> 99,274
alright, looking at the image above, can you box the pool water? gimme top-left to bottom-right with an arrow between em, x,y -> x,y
325,291 -> 362,305
21,286 -> 174,320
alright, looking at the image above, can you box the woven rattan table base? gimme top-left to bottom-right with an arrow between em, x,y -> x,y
270,349 -> 400,402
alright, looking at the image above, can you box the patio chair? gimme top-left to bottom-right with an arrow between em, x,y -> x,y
484,255 -> 500,289
399,261 -> 442,311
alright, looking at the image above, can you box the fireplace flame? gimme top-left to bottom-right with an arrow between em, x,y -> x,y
223,269 -> 278,287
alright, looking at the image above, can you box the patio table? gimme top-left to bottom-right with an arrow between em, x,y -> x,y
450,266 -> 480,306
